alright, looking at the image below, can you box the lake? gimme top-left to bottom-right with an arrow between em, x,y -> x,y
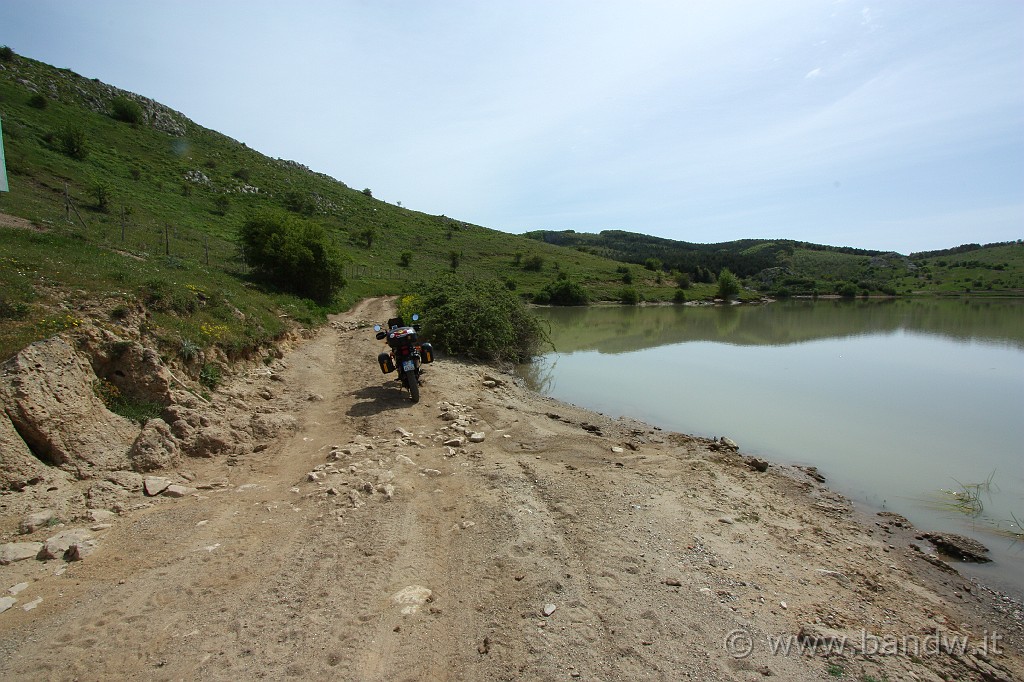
517,298 -> 1024,595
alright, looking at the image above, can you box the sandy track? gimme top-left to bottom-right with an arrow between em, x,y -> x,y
0,297 -> 1021,681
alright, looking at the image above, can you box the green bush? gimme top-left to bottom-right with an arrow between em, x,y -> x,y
619,287 -> 641,305
403,274 -> 548,362
538,278 -> 589,306
838,282 -> 858,298
239,211 -> 346,304
716,268 -> 741,300
57,125 -> 88,160
27,93 -> 47,109
522,254 -> 544,272
111,96 -> 144,124
0,46 -> 14,62
672,289 -> 687,303
399,251 -> 412,267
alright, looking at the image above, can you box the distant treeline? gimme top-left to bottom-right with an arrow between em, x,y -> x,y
910,240 -> 1023,260
524,230 -> 883,278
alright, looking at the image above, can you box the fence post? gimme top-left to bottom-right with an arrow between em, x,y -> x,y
164,224 -> 170,256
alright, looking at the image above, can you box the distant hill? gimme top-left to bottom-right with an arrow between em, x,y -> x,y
525,229 -> 1024,297
0,47 -> 1021,362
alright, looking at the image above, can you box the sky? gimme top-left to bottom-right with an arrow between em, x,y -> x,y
4,0 -> 1023,254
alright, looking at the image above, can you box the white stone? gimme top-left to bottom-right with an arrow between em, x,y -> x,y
395,455 -> 415,466
143,476 -> 171,497
0,542 -> 43,565
163,484 -> 194,498
392,585 -> 432,614
543,603 -> 557,617
468,432 -> 486,443
9,582 -> 29,596
0,597 -> 16,613
444,437 -> 464,447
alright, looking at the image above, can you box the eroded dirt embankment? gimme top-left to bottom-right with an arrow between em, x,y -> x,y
0,297 -> 1021,681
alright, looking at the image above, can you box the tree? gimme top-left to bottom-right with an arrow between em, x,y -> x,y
400,274 -> 548,362
399,251 -> 412,267
449,250 -> 462,270
644,257 -> 662,272
239,211 -> 346,303
716,268 -> 741,300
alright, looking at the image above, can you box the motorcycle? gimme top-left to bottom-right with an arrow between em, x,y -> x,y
374,314 -> 434,403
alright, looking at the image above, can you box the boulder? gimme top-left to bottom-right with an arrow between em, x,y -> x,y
19,509 -> 56,534
128,418 -> 181,472
0,542 -> 43,565
921,532 -> 991,563
186,426 -> 234,458
38,529 -> 93,560
143,476 -> 172,496
163,484 -> 195,498
0,338 -> 137,477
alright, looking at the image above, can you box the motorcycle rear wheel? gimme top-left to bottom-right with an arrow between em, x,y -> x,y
407,370 -> 420,403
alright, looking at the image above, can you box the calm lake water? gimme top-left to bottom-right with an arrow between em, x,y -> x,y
517,299 -> 1024,595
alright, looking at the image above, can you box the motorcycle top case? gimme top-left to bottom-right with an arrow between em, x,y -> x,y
387,327 -> 417,345
378,352 -> 395,374
420,342 -> 434,364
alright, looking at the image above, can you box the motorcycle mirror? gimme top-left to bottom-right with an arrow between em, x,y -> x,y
373,324 -> 382,332
375,332 -> 387,340
412,314 -> 419,322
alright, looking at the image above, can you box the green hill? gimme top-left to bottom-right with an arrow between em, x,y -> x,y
1,47 -> 1021,364
525,230 -> 1024,298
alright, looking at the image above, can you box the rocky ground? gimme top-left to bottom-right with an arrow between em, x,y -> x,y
0,297 -> 1021,681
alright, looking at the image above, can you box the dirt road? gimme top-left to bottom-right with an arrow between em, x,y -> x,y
0,298 -> 1021,680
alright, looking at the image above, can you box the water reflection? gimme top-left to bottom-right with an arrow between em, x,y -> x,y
539,299 -> 1024,355
520,298 -> 1024,595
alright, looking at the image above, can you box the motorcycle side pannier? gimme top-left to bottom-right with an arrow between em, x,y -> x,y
420,343 -> 434,364
378,352 -> 395,374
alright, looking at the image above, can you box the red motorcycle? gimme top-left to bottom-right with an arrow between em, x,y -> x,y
374,314 -> 434,403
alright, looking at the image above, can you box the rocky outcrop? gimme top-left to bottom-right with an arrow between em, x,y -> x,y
78,329 -> 174,406
0,408 -> 53,490
128,419 -> 181,472
921,532 -> 992,563
1,338 -> 137,478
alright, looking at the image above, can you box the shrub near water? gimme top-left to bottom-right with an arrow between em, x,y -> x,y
400,274 -> 548,362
